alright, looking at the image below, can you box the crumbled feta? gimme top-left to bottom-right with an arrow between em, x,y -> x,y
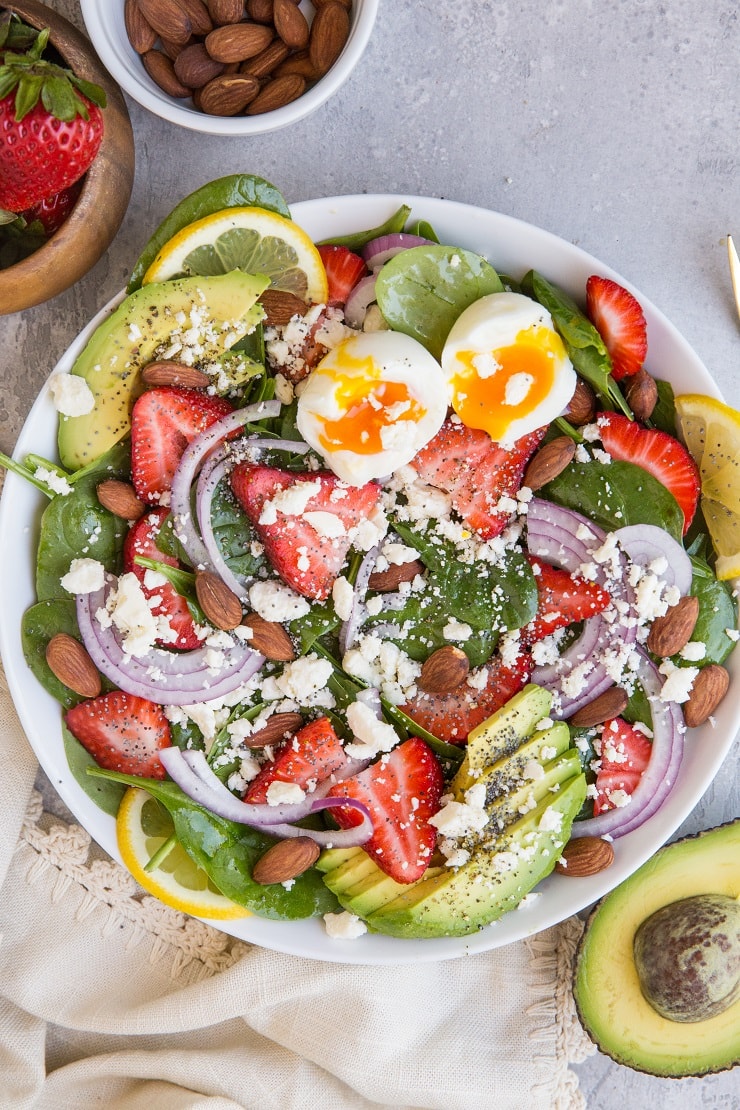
60,557 -> 105,595
266,780 -> 306,806
34,466 -> 72,496
323,911 -> 368,939
331,575 -> 354,622
658,660 -> 698,703
249,579 -> 310,622
443,619 -> 473,642
49,373 -> 95,417
345,699 -> 400,759
303,510 -> 346,538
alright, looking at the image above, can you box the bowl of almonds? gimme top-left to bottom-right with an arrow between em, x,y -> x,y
79,0 -> 378,134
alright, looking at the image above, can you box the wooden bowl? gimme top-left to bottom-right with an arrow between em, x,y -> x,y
0,0 -> 135,315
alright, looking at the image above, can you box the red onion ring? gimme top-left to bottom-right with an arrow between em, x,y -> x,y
361,233 -> 435,271
344,274 -> 378,329
338,545 -> 379,655
612,523 -> 693,595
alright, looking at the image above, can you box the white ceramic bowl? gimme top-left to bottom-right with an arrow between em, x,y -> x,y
79,0 -> 378,136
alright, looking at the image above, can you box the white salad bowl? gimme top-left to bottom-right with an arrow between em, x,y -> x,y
1,195 -> 737,965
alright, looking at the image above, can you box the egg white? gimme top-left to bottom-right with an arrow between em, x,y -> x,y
296,331 -> 448,485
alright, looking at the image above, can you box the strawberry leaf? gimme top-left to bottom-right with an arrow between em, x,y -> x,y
41,74 -> 80,121
13,73 -> 43,119
71,75 -> 107,109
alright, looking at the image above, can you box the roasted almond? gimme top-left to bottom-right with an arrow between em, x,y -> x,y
313,0 -> 351,8
244,72 -> 305,112
241,711 -> 304,748
273,48 -> 321,80
245,0 -> 273,23
522,435 -> 576,491
258,287 -> 307,325
159,33 -> 196,59
368,559 -> 425,593
46,633 -> 102,699
241,612 -> 296,660
568,685 -> 629,728
647,594 -> 700,658
142,49 -> 192,96
96,479 -> 146,520
419,646 -> 470,694
179,0 -> 214,35
624,367 -> 658,423
195,570 -> 243,629
138,0 -> 192,43
199,72 -> 260,113
241,38 -> 290,78
205,22 -> 274,62
252,835 -> 321,884
124,0 -> 158,53
209,0 -> 247,23
566,379 -> 597,426
141,359 -> 212,387
683,664 -> 730,728
554,836 -> 614,876
309,0 -> 350,76
174,41 -> 226,86
273,0 -> 309,48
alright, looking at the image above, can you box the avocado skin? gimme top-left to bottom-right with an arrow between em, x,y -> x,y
57,271 -> 268,471
574,820 -> 740,1077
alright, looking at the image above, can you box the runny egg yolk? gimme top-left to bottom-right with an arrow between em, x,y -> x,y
317,358 -> 426,456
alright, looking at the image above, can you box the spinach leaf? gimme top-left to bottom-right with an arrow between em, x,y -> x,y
318,204 -> 411,250
209,482 -> 266,580
128,174 -> 291,292
375,245 -> 503,359
542,459 -> 684,540
89,770 -> 339,919
651,378 -> 677,435
674,554 -> 737,666
21,599 -> 102,708
64,725 -> 126,815
35,441 -> 131,601
407,218 -> 439,243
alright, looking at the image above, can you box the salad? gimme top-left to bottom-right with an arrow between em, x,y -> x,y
4,175 -> 738,944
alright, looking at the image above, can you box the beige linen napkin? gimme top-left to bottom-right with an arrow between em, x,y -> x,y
0,665 -> 594,1110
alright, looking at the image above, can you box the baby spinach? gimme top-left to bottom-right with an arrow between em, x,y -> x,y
21,599 -> 92,708
375,245 -> 503,360
65,725 -> 126,815
676,554 -> 737,667
318,204 -> 411,250
650,378 -> 677,436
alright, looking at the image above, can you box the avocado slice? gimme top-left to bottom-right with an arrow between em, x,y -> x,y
482,748 -> 581,837
574,820 -> 740,1077
343,866 -> 448,919
452,720 -> 570,798
57,271 -> 269,470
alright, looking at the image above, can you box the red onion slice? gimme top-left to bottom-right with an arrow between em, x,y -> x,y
362,233 -> 435,271
612,524 -> 693,595
344,274 -> 378,329
196,454 -> 249,600
338,545 -> 379,655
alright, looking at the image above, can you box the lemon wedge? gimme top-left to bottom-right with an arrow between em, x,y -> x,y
675,393 -> 740,579
142,206 -> 328,304
117,787 -> 250,920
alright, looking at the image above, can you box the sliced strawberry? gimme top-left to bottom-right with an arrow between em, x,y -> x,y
597,412 -> 700,535
244,717 -> 347,803
122,507 -> 201,650
317,244 -> 368,307
522,556 -> 611,645
65,691 -> 171,779
411,420 -> 546,539
131,386 -> 232,505
230,464 -> 381,600
592,717 -> 652,815
586,275 -> 648,381
401,651 -> 533,744
327,737 -> 444,884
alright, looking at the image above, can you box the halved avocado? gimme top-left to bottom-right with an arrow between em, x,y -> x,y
574,820 -> 740,1077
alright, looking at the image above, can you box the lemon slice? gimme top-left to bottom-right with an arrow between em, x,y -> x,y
117,787 -> 249,920
142,206 -> 328,304
675,393 -> 740,579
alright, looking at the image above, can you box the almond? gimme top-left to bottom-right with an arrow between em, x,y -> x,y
419,645 -> 470,694
245,0 -> 273,23
159,34 -> 196,59
273,49 -> 321,80
241,39 -> 290,79
367,559 -> 425,593
138,0 -> 192,44
554,836 -> 614,877
258,287 -> 307,325
252,835 -> 320,884
199,72 -> 260,113
209,0 -> 247,23
45,633 -> 102,699
241,612 -> 296,660
624,367 -> 658,423
195,570 -> 243,629
683,664 -> 730,728
241,711 -> 304,748
142,49 -> 192,96
97,479 -> 146,520
309,1 -> 350,76
647,594 -> 700,658
244,73 -> 305,113
141,360 -> 212,387
566,379 -> 597,426
174,41 -> 226,87
125,0 -> 158,53
205,22 -> 274,62
179,0 -> 214,35
522,435 -> 576,491
273,0 -> 309,49
313,0 -> 351,7
567,685 -> 629,728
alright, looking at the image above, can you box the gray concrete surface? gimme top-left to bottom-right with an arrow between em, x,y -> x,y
1,1 -> 738,1105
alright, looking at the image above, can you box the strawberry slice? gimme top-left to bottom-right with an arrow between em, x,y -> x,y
401,651 -> 533,744
586,275 -> 648,381
244,717 -> 347,803
131,386 -> 232,505
592,717 -> 652,815
597,412 -> 701,535
411,420 -> 546,539
65,691 -> 171,779
230,464 -> 381,600
122,507 -> 201,650
317,244 -> 368,307
327,737 -> 444,884
522,556 -> 611,645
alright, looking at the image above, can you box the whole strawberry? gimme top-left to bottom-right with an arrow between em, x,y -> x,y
0,25 -> 106,213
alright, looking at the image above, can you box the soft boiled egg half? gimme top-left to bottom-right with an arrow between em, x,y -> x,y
296,331 -> 448,485
441,291 -> 577,447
